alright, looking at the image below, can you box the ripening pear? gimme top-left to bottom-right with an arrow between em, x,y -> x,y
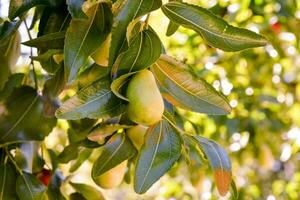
127,125 -> 148,150
94,160 -> 127,189
126,70 -> 164,126
91,34 -> 111,67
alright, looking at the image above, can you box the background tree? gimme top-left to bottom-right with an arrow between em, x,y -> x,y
0,0 -> 299,199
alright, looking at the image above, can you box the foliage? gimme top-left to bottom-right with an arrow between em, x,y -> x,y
0,0 -> 299,199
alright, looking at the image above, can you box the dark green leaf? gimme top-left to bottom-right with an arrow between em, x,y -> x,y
16,172 -> 47,200
31,49 -> 62,73
108,0 -> 162,68
0,86 -> 57,144
166,20 -> 179,36
110,72 -> 136,101
58,142 -> 82,163
78,63 -> 108,89
92,132 -> 136,178
9,0 -> 61,20
64,3 -> 112,82
55,76 -> 125,120
69,148 -> 93,172
134,120 -> 182,194
151,55 -> 231,114
111,28 -> 163,77
70,182 -> 105,200
161,2 -> 267,51
0,162 -> 18,200
67,0 -> 87,19
22,31 -> 65,50
0,73 -> 25,101
43,65 -> 66,99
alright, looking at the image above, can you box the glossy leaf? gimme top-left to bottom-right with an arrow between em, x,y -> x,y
166,21 -> 179,36
22,31 -> 65,50
108,0 -> 162,67
16,172 -> 47,200
55,76 -> 124,120
92,133 -> 136,178
134,120 -> 182,194
110,72 -> 136,101
0,162 -> 18,200
67,0 -> 87,19
151,55 -> 231,114
161,2 -> 267,51
111,28 -> 163,77
64,3 -> 112,82
0,86 -> 57,144
188,135 -> 232,196
70,182 -> 105,200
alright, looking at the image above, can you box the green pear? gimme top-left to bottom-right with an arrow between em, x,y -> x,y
126,70 -> 164,125
127,125 -> 148,150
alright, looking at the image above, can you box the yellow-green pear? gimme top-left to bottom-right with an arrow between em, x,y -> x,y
127,125 -> 148,150
94,160 -> 127,189
126,70 -> 164,125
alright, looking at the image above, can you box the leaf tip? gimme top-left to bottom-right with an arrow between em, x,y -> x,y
214,169 -> 232,196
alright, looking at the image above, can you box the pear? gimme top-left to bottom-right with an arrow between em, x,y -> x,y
126,70 -> 164,125
94,160 -> 127,189
127,125 -> 148,150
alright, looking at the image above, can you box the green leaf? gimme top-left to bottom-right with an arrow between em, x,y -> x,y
78,63 -> 108,89
16,172 -> 47,200
43,65 -> 66,99
0,73 -> 25,101
67,0 -> 87,19
111,28 -> 163,77
69,148 -> 93,172
166,20 -> 179,36
110,72 -> 136,101
92,132 -> 136,178
108,0 -> 162,67
46,171 -> 66,200
9,0 -> 61,20
0,162 -> 18,200
134,120 -> 182,194
161,2 -> 267,51
70,182 -> 105,200
151,55 -> 231,115
58,142 -> 84,163
55,76 -> 125,120
22,31 -> 65,50
0,86 -> 57,144
31,49 -> 62,73
187,135 -> 232,196
64,3 -> 112,82
87,123 -> 131,144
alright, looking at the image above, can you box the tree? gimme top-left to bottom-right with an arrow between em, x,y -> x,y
0,0 -> 269,199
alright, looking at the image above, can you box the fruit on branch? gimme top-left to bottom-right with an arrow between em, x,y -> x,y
36,169 -> 52,186
126,70 -> 164,126
126,125 -> 148,150
94,160 -> 128,189
91,34 -> 111,67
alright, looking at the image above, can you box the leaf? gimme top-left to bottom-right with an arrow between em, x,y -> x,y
134,120 -> 182,194
111,28 -> 163,77
0,73 -> 25,101
0,162 -> 18,200
78,63 -> 109,89
67,0 -> 87,19
92,132 -> 136,178
166,20 -> 179,36
0,86 -> 57,144
110,72 -> 136,101
31,49 -> 62,73
43,65 -> 66,99
108,0 -> 162,67
9,0 -> 61,20
18,142 -> 44,173
58,142 -> 83,163
46,171 -> 66,200
161,2 -> 267,51
87,123 -> 131,143
69,148 -> 93,172
151,55 -> 231,115
16,172 -> 47,200
70,182 -> 105,200
22,31 -> 66,50
64,3 -> 112,82
55,76 -> 125,120
188,135 -> 232,196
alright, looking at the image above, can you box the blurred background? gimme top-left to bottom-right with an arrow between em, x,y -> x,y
1,0 -> 300,199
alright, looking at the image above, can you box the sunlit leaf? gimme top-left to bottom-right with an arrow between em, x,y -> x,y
151,55 -> 231,114
161,2 -> 267,51
134,120 -> 182,194
108,0 -> 162,67
67,0 -> 87,19
55,76 -> 125,120
70,182 -> 105,200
